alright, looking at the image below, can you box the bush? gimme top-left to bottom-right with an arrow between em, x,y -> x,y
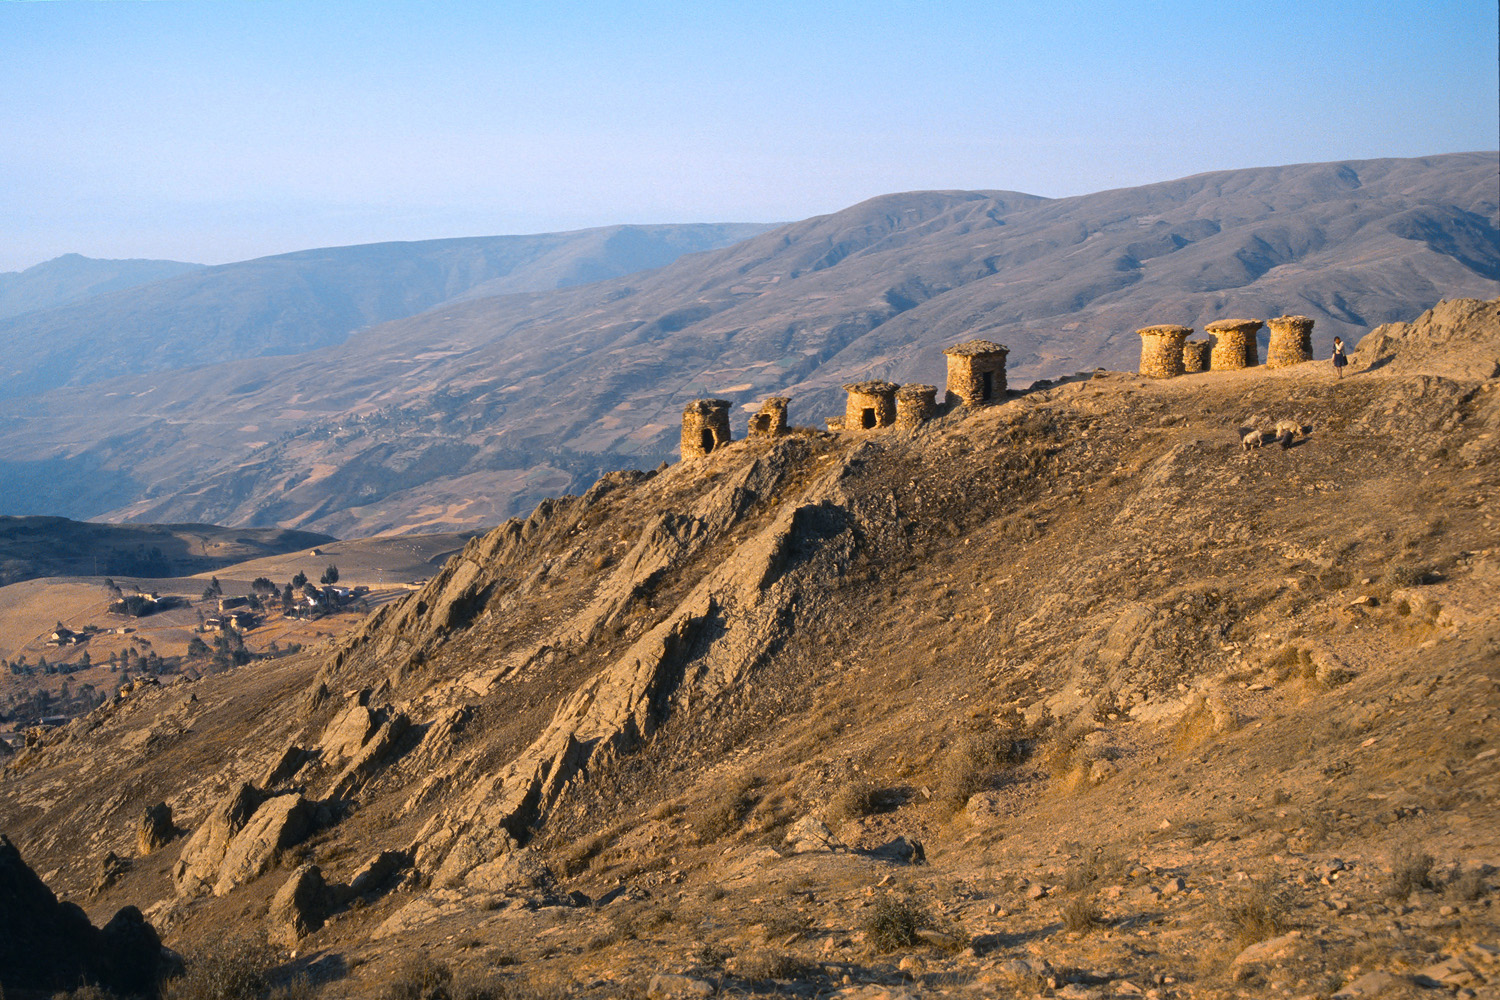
825,780 -> 876,823
1387,844 -> 1435,899
162,938 -> 277,1000
732,949 -> 811,980
1062,893 -> 1103,934
864,896 -> 926,952
385,956 -> 452,1000
938,724 -> 1025,807
1218,882 -> 1291,948
1446,866 -> 1489,903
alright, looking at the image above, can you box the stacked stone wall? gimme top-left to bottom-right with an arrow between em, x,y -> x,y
748,396 -> 789,437
842,381 -> 898,431
943,340 -> 1009,406
1182,339 -> 1211,373
1207,319 -> 1263,370
1266,315 -> 1315,368
1137,325 -> 1190,378
895,384 -> 938,429
680,399 -> 731,460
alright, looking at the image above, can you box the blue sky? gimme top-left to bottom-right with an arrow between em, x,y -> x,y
2,0 -> 1496,271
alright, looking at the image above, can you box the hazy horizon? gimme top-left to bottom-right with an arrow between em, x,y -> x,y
3,0 -> 1497,273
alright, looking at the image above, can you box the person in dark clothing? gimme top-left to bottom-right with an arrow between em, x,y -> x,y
1332,336 -> 1348,378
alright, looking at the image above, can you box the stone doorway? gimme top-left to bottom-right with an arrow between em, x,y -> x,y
861,408 -> 877,429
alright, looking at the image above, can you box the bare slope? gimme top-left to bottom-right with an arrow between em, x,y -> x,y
3,299 -> 1497,998
2,155 -> 1495,536
0,223 -> 774,401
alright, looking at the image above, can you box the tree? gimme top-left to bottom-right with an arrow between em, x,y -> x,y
291,571 -> 308,589
202,576 -> 222,602
251,576 -> 277,594
320,565 -> 339,586
187,636 -> 210,658
79,650 -> 91,669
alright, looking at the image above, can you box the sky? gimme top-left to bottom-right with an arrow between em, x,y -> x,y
2,0 -> 1497,273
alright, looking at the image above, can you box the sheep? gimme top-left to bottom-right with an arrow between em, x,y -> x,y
1241,429 -> 1266,451
1274,419 -> 1307,448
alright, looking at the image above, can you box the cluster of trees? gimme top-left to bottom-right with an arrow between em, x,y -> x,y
243,565 -> 355,619
1,681 -> 107,729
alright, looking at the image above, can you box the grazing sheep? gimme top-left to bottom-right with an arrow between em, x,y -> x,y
1274,419 -> 1308,448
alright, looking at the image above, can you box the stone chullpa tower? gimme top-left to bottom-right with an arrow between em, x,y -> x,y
681,398 -> 731,460
943,340 -> 1008,407
1206,319 -> 1264,370
842,380 -> 899,431
1137,325 -> 1191,378
1182,339 -> 1212,374
895,384 -> 938,429
747,396 -> 789,437
1266,315 -> 1315,368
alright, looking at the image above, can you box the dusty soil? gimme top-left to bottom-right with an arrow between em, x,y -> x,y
2,300 -> 1497,1000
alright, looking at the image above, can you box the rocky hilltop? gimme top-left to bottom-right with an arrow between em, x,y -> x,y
2,154 -> 1495,535
2,299 -> 1498,1000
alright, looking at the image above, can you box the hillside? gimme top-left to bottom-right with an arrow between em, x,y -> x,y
0,223 -> 775,401
0,253 -> 202,321
2,299 -> 1496,999
1,154 -> 1495,535
0,517 -> 333,587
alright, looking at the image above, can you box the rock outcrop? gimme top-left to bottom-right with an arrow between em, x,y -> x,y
0,835 -> 165,995
173,783 -> 320,896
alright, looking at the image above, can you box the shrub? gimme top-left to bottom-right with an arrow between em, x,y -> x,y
732,949 -> 810,980
1387,845 -> 1435,899
1062,893 -> 1103,934
162,938 -> 278,1000
1218,881 -> 1291,948
385,956 -> 452,1000
1446,866 -> 1489,903
938,724 -> 1025,807
1383,562 -> 1422,587
864,896 -> 926,952
825,780 -> 876,823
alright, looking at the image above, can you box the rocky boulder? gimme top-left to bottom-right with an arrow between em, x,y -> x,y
0,834 -> 165,995
268,864 -> 335,946
136,801 -> 179,855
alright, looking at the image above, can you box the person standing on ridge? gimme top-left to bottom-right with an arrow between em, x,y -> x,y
1331,336 -> 1348,379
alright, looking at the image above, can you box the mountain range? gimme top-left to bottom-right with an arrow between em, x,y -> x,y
0,153 -> 1495,535
0,223 -> 776,400
0,253 -> 202,321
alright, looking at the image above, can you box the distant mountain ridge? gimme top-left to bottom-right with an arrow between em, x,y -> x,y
0,153 -> 1495,535
0,223 -> 777,400
0,253 -> 203,321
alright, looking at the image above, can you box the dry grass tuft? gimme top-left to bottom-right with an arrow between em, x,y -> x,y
1217,881 -> 1292,949
1061,892 -> 1104,934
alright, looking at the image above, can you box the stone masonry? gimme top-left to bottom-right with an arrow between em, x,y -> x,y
895,384 -> 938,429
748,396 -> 789,437
1137,325 -> 1190,378
842,381 -> 899,431
681,399 -> 731,460
1266,315 -> 1315,368
1182,339 -> 1211,374
1207,319 -> 1263,370
944,340 -> 1009,407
